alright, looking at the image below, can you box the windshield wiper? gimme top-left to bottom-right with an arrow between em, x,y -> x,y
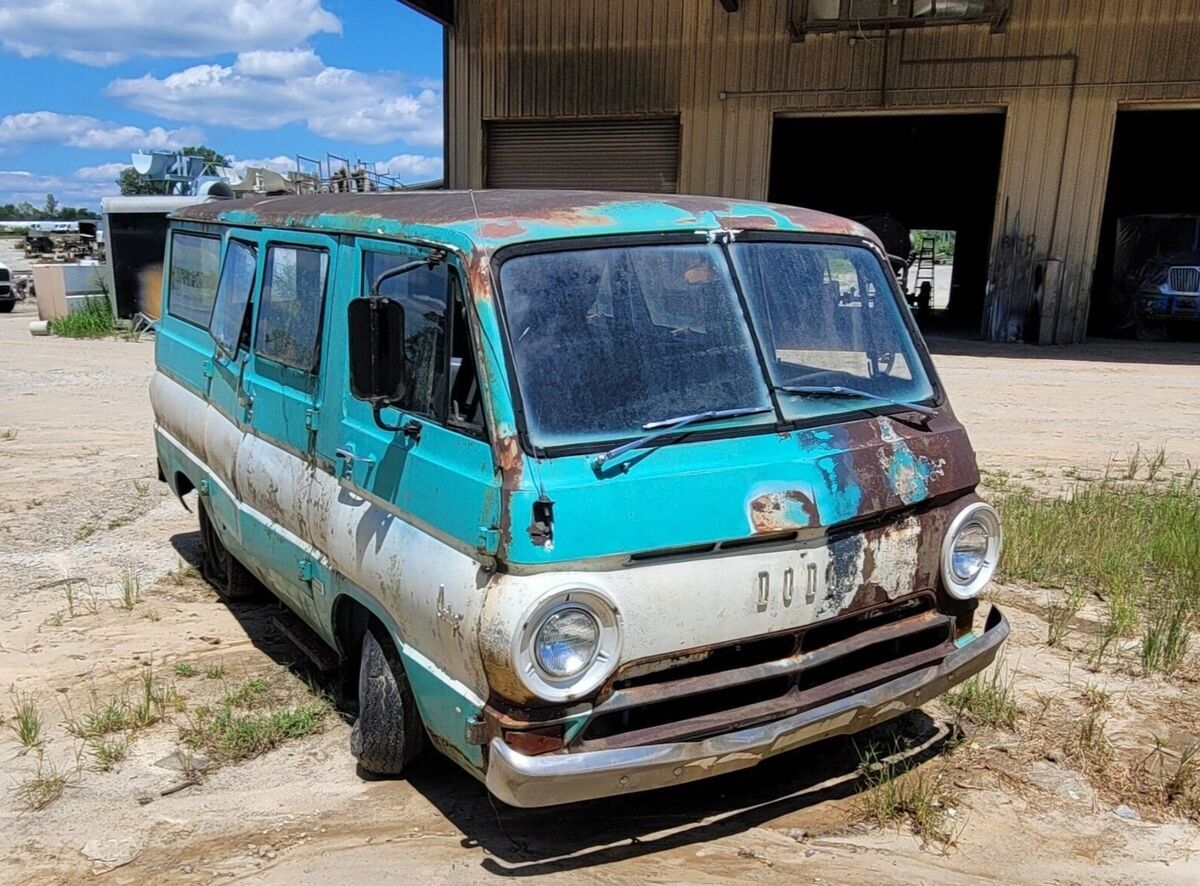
593,406 -> 773,470
773,385 -> 936,417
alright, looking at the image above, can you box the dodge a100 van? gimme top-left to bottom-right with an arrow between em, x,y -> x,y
152,191 -> 1008,807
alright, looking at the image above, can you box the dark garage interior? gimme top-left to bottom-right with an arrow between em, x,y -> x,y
1091,108 -> 1200,337
769,112 -> 1007,336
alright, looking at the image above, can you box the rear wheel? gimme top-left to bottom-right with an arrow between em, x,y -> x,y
0,301 -> 14,313
351,624 -> 424,777
197,501 -> 261,601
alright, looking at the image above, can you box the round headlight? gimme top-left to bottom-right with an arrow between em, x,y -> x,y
534,607 -> 600,678
951,521 -> 990,582
514,588 -> 623,703
941,503 -> 1003,600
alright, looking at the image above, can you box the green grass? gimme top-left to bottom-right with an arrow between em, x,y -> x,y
998,475 -> 1200,673
65,667 -> 181,739
66,697 -> 134,738
945,665 -> 1019,731
856,743 -> 958,848
87,736 -> 130,772
119,569 -> 141,610
181,674 -> 330,764
49,297 -> 114,339
8,690 -> 43,748
174,662 -> 198,678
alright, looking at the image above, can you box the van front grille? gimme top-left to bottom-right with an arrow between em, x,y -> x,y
578,594 -> 952,750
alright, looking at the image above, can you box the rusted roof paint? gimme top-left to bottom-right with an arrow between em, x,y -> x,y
172,190 -> 879,251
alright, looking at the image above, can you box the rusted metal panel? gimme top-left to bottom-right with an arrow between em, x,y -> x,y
590,608 -> 950,718
579,639 -> 957,751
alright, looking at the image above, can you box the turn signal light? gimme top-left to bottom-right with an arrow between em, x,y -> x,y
503,726 -> 564,756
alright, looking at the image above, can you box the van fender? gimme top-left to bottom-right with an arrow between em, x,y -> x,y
331,585 -> 488,774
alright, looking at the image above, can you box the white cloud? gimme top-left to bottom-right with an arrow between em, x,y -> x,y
233,49 -> 325,80
72,162 -> 130,182
0,111 -> 203,152
107,50 -> 442,147
378,153 -> 443,181
0,165 -> 123,208
0,0 -> 340,66
227,155 -> 297,176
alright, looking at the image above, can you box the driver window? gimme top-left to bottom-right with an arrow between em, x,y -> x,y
362,251 -> 448,420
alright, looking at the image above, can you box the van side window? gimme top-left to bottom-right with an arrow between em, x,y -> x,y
255,245 -> 329,371
363,251 -> 447,419
167,232 -> 221,327
209,240 -> 258,356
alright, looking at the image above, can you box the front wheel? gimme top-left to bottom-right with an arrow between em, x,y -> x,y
351,625 -> 425,777
0,301 -> 15,313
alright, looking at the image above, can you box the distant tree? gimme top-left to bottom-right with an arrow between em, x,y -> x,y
179,145 -> 231,169
117,166 -> 160,196
0,198 -> 95,220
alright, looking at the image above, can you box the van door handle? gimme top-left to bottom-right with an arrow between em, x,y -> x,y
334,448 -> 374,481
335,448 -> 375,464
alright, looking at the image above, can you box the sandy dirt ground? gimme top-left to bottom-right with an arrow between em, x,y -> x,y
2,283 -> 1200,884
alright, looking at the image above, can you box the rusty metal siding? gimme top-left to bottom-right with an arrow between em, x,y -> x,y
444,0 -> 1200,342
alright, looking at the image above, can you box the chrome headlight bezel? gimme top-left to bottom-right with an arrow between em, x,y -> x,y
941,502 -> 1003,600
513,586 -> 622,702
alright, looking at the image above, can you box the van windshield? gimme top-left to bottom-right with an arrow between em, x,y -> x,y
728,241 -> 934,423
497,239 -> 932,450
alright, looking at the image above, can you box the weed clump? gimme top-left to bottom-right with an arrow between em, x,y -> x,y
180,673 -> 329,764
8,690 -> 43,748
49,298 -> 114,339
945,665 -> 1019,731
856,742 -> 960,849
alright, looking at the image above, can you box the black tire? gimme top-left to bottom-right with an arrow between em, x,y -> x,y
0,301 -> 15,313
351,625 -> 424,777
197,501 -> 262,601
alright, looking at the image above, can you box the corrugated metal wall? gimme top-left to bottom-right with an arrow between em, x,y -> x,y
444,0 -> 1200,343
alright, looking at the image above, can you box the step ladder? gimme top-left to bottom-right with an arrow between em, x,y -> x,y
914,235 -> 937,292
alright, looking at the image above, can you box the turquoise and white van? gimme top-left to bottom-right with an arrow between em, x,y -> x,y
152,190 -> 1008,807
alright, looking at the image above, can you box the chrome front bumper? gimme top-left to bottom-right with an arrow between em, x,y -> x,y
485,605 -> 1009,808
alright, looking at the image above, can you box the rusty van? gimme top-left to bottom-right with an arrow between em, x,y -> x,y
151,190 -> 1008,807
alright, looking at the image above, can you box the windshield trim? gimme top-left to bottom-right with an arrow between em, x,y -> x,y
489,231 -> 945,459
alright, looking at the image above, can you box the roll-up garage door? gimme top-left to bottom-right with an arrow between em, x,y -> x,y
486,118 -> 680,193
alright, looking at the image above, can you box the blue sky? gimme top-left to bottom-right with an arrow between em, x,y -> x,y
0,1 -> 444,210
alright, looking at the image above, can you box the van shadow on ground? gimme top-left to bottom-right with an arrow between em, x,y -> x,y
170,529 -> 949,877
410,710 -> 948,876
168,530 -> 335,675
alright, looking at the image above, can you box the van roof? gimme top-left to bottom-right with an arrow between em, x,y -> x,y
172,190 -> 877,251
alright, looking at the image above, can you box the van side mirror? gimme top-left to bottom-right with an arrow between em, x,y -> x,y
348,296 -> 407,407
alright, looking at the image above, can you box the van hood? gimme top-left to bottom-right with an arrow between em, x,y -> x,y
498,410 -> 980,568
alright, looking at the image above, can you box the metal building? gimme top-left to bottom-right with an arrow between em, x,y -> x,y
400,1 -> 1200,344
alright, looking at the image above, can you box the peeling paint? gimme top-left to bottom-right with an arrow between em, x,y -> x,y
747,485 -> 820,533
